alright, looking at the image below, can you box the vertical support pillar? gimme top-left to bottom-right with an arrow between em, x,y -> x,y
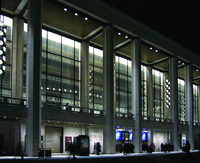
12,17 -> 24,99
147,66 -> 153,118
169,57 -> 178,150
198,86 -> 200,124
81,42 -> 89,108
185,64 -> 194,149
103,25 -> 115,154
26,0 -> 43,156
131,38 -> 142,153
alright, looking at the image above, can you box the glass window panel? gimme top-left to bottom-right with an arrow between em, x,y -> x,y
47,53 -> 61,75
94,103 -> 103,110
120,107 -> 127,114
62,37 -> 74,59
48,32 -> 61,54
119,74 -> 128,91
94,67 -> 103,86
47,75 -> 61,96
94,51 -> 103,67
5,42 -> 12,65
42,29 -> 47,50
75,81 -> 80,100
75,61 -> 80,80
75,41 -> 80,61
94,86 -> 103,104
62,78 -> 74,100
2,66 -> 11,89
89,46 -> 94,65
128,60 -> 131,76
4,16 -> 13,41
128,77 -> 131,92
42,52 -> 46,73
62,57 -> 74,79
120,91 -> 128,108
41,73 -> 46,96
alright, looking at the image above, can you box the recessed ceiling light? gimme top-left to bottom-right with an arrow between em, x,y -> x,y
64,8 -> 67,11
155,50 -> 158,52
85,17 -> 88,20
150,47 -> 153,50
125,35 -> 128,39
118,32 -> 121,35
196,69 -> 199,72
75,13 -> 78,16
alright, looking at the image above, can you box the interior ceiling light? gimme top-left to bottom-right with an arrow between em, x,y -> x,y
64,8 -> 67,11
85,17 -> 88,20
125,35 -> 128,39
150,47 -> 153,50
155,49 -> 158,52
75,13 -> 78,16
118,32 -> 121,35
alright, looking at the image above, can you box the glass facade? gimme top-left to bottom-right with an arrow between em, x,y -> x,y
153,69 -> 164,120
0,16 -> 12,97
89,46 -> 103,110
115,56 -> 132,114
141,65 -> 147,117
0,15 -> 198,125
24,24 -> 81,106
178,79 -> 185,122
193,84 -> 198,123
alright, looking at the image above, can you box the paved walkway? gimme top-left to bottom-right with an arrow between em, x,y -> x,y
0,150 -> 200,163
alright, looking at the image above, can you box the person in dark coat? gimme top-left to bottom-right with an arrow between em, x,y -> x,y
185,140 -> 191,155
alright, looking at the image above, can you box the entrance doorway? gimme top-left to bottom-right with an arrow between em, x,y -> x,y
45,127 -> 63,153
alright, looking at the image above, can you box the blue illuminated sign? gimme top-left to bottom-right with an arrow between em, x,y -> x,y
142,132 -> 148,141
129,131 -> 133,141
116,131 -> 122,141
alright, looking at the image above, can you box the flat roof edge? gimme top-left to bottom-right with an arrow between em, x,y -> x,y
64,0 -> 200,68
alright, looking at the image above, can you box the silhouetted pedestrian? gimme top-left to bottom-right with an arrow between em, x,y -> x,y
185,140 -> 191,156
68,143 -> 76,159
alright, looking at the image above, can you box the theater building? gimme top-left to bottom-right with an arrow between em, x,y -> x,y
0,0 -> 200,156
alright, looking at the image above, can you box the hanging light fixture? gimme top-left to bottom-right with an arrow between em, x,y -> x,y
0,22 -> 7,75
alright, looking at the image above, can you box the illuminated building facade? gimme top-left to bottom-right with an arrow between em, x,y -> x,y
0,0 -> 200,156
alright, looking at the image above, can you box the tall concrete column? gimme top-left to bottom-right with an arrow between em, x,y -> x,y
147,66 -> 153,118
185,64 -> 194,149
26,0 -> 43,156
81,42 -> 89,108
169,57 -> 178,150
198,86 -> 200,123
131,38 -> 142,153
12,17 -> 24,99
103,25 -> 115,154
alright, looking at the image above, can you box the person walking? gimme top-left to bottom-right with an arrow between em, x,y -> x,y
185,140 -> 191,156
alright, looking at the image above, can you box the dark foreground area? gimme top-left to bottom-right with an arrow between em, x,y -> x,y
0,152 -> 200,163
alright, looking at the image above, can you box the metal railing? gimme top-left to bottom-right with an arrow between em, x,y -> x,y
115,112 -> 134,120
143,116 -> 172,123
42,102 -> 104,116
0,96 -> 27,107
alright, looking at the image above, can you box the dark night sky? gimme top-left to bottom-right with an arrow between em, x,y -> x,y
102,0 -> 200,55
